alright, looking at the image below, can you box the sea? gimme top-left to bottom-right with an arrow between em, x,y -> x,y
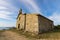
0,27 -> 10,30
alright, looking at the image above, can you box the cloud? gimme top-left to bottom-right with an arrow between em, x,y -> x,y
48,12 -> 60,25
20,0 -> 41,13
0,0 -> 18,27
0,0 -> 18,20
0,21 -> 15,27
0,0 -> 9,5
0,6 -> 7,9
0,0 -> 18,11
0,11 -> 13,20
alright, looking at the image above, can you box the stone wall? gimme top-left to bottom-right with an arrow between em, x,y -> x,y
25,14 -> 38,34
16,14 -> 25,30
38,15 -> 53,33
16,13 -> 53,34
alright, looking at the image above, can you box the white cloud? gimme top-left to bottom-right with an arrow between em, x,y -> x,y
0,21 -> 16,27
0,0 -> 18,27
20,0 -> 41,13
0,0 -> 18,11
0,6 -> 7,9
0,11 -> 13,20
0,0 -> 9,5
0,11 -> 11,14
0,0 -> 17,20
48,12 -> 60,25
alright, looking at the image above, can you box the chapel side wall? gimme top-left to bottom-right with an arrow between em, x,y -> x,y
38,16 -> 53,33
25,14 -> 39,34
16,14 -> 25,30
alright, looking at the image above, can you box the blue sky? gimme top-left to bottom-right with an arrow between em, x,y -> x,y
0,0 -> 60,27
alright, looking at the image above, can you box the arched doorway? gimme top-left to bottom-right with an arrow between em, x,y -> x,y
18,24 -> 20,29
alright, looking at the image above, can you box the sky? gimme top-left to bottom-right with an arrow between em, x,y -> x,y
0,0 -> 60,27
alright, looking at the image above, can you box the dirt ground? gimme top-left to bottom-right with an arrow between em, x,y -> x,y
0,31 -> 60,40
0,31 -> 31,40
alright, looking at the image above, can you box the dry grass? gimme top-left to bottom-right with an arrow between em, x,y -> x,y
0,28 -> 60,40
9,28 -> 60,39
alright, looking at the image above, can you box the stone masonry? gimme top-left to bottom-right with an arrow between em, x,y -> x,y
16,9 -> 54,34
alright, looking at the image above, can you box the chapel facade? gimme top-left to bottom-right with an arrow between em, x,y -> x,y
16,9 -> 54,34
